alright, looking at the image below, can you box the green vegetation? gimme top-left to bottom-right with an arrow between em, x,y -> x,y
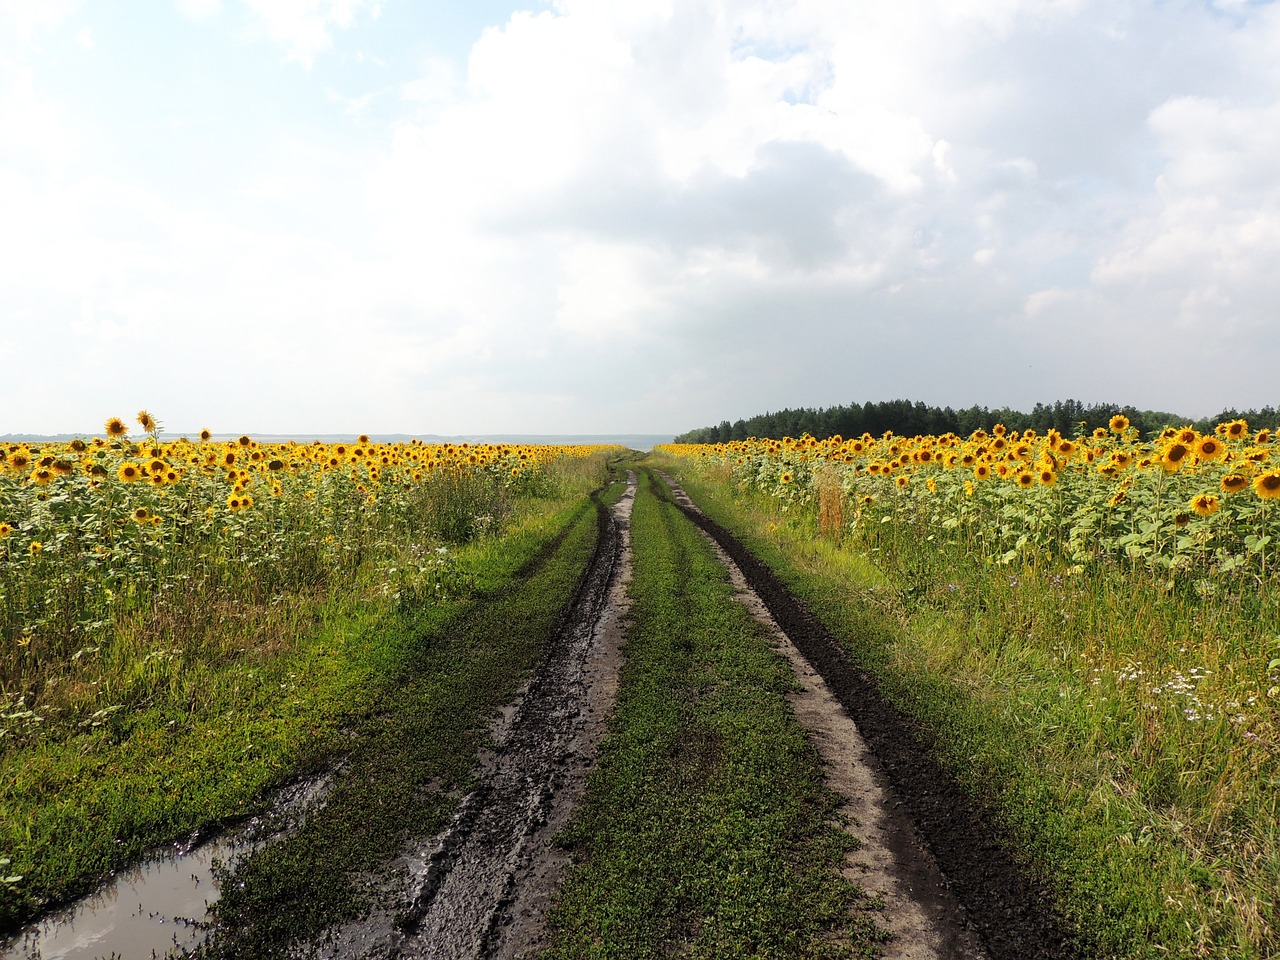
674,398 -> 1279,444
656,453 -> 1280,960
542,469 -> 884,960
0,452 -> 616,935
203,483 -> 612,957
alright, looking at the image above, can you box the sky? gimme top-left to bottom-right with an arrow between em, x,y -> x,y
2,0 -> 1279,437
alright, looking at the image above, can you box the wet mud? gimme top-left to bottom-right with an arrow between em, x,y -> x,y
654,471 -> 1077,960
0,775 -> 332,960
308,472 -> 636,960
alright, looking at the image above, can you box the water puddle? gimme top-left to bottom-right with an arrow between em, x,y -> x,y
1,774 -> 331,960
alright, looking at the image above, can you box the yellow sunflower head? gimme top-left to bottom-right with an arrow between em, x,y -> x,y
1253,470 -> 1280,500
1221,473 -> 1249,494
1195,436 -> 1224,461
105,417 -> 129,438
1190,493 -> 1220,517
1161,443 -> 1191,473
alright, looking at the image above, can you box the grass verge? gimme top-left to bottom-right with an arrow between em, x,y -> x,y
541,468 -> 884,960
656,454 -> 1280,960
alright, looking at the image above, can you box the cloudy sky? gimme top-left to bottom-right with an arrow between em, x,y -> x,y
2,0 -> 1278,436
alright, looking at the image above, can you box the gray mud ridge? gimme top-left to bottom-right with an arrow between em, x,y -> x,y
310,473 -> 637,960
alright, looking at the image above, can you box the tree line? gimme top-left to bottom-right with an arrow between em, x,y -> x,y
673,399 -> 1280,444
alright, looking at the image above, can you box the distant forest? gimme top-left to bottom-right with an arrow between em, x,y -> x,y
673,399 -> 1280,444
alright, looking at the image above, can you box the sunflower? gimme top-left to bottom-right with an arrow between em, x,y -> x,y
1220,473 -> 1249,494
964,480 -> 975,497
238,435 -> 253,447
779,472 -> 793,484
200,429 -> 212,442
1109,489 -> 1128,507
1161,443 -> 1192,473
895,475 -> 909,489
118,462 -> 142,482
1190,493 -> 1221,517
226,494 -> 244,510
1175,428 -> 1199,446
1253,470 -> 1280,500
29,541 -> 42,554
69,439 -> 88,453
1256,429 -> 1272,445
0,521 -> 12,538
105,417 -> 129,438
1194,436 -> 1224,461
137,410 -> 156,433
1224,419 -> 1249,440
1016,471 -> 1035,489
1039,469 -> 1057,487
133,507 -> 150,522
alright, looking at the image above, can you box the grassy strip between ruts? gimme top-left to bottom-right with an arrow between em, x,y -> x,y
0,456 -> 617,938
198,477 -> 618,958
655,454 -> 1280,960
541,468 -> 886,960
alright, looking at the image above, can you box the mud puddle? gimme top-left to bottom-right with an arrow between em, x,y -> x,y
308,473 -> 636,960
0,775 -> 332,960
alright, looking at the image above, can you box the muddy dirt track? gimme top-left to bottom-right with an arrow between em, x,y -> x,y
317,466 -> 1076,960
653,472 -> 1077,960
303,475 -> 637,960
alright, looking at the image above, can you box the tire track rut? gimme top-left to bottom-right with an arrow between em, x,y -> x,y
654,471 -> 1076,960
312,474 -> 636,960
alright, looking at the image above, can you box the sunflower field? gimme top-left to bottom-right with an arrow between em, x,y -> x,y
658,418 -> 1280,958
0,413 -> 616,743
662,416 -> 1280,583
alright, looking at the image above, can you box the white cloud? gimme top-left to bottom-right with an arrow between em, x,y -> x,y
237,0 -> 378,67
174,0 -> 223,20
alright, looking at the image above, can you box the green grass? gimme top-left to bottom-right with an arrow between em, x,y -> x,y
0,455 -> 618,936
541,469 -> 884,960
656,454 -> 1280,960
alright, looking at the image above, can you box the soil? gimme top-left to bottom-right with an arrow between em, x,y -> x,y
654,472 -> 1078,960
